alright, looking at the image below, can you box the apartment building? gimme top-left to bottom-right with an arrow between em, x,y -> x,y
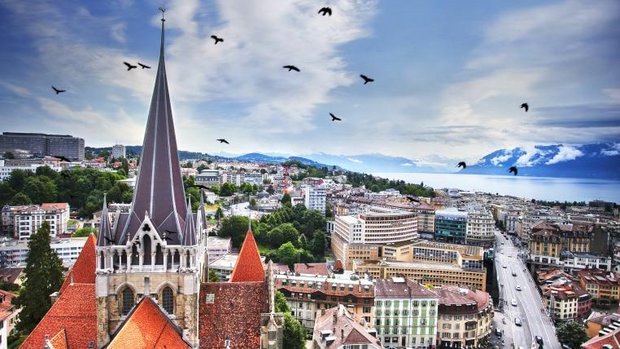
274,271 -> 374,333
0,237 -> 88,268
529,222 -> 594,267
434,208 -> 467,244
578,269 -> 620,305
412,203 -> 435,239
304,185 -> 327,213
2,203 -> 69,239
111,144 -> 126,159
0,159 -> 62,181
435,286 -> 493,349
465,209 -> 495,247
312,305 -> 381,349
542,283 -> 592,322
374,277 -> 439,349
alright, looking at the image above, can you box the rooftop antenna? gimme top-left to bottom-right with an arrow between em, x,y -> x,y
158,6 -> 166,21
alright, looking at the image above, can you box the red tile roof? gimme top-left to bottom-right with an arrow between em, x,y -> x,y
49,329 -> 68,349
199,281 -> 267,349
0,290 -> 17,322
20,283 -> 97,349
107,297 -> 191,349
294,262 -> 329,276
312,305 -> 380,348
582,327 -> 620,349
60,234 -> 96,294
230,231 -> 264,282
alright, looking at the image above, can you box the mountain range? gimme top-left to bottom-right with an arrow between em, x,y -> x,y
86,142 -> 620,180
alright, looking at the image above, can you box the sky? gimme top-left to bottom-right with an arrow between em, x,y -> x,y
0,0 -> 618,166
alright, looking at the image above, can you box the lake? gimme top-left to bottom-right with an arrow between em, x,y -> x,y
373,172 -> 620,203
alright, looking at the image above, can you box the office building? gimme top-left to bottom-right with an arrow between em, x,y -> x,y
304,184 -> 327,213
435,208 -> 468,244
111,144 -> 126,159
0,132 -> 85,160
0,236 -> 88,268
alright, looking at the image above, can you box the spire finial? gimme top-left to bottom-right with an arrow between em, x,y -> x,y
159,7 -> 166,22
248,210 -> 252,232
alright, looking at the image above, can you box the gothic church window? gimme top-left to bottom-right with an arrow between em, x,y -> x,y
162,286 -> 174,314
121,287 -> 135,315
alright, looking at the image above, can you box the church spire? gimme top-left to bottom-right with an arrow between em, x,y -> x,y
119,10 -> 187,243
182,196 -> 196,246
97,193 -> 113,246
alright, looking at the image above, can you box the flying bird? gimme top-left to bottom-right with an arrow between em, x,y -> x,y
520,103 -> 529,112
210,35 -> 224,45
360,74 -> 374,85
190,184 -> 210,190
51,86 -> 66,94
138,62 -> 151,69
318,7 -> 332,16
508,166 -> 518,176
123,61 -> 137,71
53,155 -> 71,162
330,113 -> 341,122
457,161 -> 466,169
217,138 -> 230,144
283,65 -> 300,72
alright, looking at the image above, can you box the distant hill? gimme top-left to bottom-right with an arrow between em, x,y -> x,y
301,153 -> 445,173
463,143 -> 620,179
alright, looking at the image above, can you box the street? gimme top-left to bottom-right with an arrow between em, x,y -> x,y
493,232 -> 561,349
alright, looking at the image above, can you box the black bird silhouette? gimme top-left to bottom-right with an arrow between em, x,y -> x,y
163,236 -> 174,242
190,184 -> 209,190
508,166 -> 518,176
53,155 -> 71,162
330,113 -> 341,122
104,237 -> 115,244
217,138 -> 230,144
318,7 -> 332,16
138,62 -> 151,69
123,61 -> 137,71
520,103 -> 529,112
211,35 -> 224,45
283,65 -> 300,72
51,86 -> 66,94
164,230 -> 178,235
457,161 -> 467,169
360,74 -> 374,85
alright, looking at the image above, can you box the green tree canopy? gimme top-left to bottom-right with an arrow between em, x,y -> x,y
72,227 -> 97,237
283,313 -> 306,349
280,193 -> 292,207
556,321 -> 589,349
219,183 -> 237,197
23,176 -> 57,204
218,216 -> 251,248
208,269 -> 220,282
275,290 -> 291,313
274,242 -> 301,268
10,192 -> 32,205
311,230 -> 327,257
15,222 -> 64,334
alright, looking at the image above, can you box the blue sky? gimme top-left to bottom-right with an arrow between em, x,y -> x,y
0,0 -> 618,166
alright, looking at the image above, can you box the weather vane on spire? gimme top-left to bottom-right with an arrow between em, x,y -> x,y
158,6 -> 166,21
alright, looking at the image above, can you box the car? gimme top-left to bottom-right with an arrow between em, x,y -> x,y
495,328 -> 502,337
502,265 -> 507,269
514,317 -> 522,326
535,336 -> 544,345
516,285 -> 522,291
512,271 -> 517,277
511,299 -> 517,306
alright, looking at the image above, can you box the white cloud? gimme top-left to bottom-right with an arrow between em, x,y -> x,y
0,82 -> 31,97
601,143 -> 620,156
110,22 -> 127,43
401,163 -> 413,167
515,146 -> 554,167
603,88 -> 620,103
545,145 -> 584,165
490,150 -> 512,166
347,158 -> 363,163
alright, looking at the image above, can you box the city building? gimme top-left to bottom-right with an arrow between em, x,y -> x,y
208,253 -> 239,281
0,132 -> 85,160
578,269 -> 620,305
0,159 -> 62,181
352,259 -> 487,291
1,203 -> 69,239
311,305 -> 382,349
434,208 -> 468,244
412,203 -> 435,239
581,326 -> 620,349
465,209 -> 495,247
206,236 -> 231,263
374,277 -> 439,349
111,144 -> 126,159
542,283 -> 592,322
0,290 -> 18,349
529,222 -> 594,267
332,208 -> 418,270
435,286 -> 493,349
0,236 -> 88,268
275,270 -> 374,333
304,184 -> 327,214
195,169 -> 221,187
585,312 -> 620,338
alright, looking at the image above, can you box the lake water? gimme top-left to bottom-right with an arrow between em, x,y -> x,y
373,172 -> 620,203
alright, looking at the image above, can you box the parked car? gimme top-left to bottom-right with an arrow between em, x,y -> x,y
516,285 -> 522,291
515,317 -> 522,326
511,299 -> 517,306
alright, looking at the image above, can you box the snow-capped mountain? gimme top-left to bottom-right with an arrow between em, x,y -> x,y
464,143 -> 620,179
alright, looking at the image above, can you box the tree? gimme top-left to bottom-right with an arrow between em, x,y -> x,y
10,192 -> 32,205
300,210 -> 326,237
556,321 -> 589,349
220,183 -> 236,197
35,166 -> 59,180
249,198 -> 257,210
0,181 -> 16,205
215,207 -> 223,221
73,227 -> 97,237
23,176 -> 57,204
281,193 -> 292,207
7,169 -> 32,192
218,216 -> 250,248
274,242 -> 301,268
311,230 -> 327,257
3,151 -> 15,159
283,313 -> 306,349
208,269 -> 220,282
275,290 -> 291,313
15,222 -> 64,333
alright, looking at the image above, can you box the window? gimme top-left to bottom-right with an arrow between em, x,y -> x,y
121,287 -> 135,315
162,287 -> 174,314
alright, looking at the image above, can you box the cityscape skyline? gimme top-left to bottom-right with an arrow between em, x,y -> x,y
0,0 -> 618,166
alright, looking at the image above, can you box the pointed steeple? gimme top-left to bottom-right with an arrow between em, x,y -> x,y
120,12 -> 187,243
230,231 -> 264,282
182,197 -> 196,246
97,193 -> 113,246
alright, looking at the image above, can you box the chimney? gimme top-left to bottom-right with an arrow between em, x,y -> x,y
341,329 -> 344,339
49,291 -> 59,305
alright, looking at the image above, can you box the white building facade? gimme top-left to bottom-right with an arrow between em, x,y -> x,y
304,185 -> 327,213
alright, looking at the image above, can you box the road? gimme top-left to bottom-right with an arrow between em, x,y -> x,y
494,232 -> 561,349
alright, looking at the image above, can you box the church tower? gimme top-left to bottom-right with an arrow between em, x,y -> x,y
95,11 -> 204,348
